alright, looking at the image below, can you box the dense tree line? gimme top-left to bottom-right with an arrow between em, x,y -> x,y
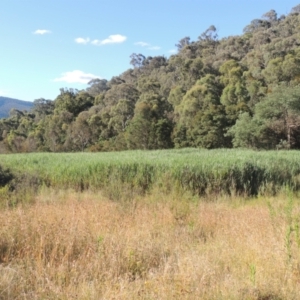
2,4 -> 300,153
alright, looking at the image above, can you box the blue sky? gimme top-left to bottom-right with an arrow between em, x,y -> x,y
1,0 -> 299,101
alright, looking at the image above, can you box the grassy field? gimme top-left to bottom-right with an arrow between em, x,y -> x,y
2,148 -> 300,199
1,189 -> 300,299
1,149 -> 300,299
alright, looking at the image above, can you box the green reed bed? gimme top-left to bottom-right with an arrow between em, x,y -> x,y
1,148 -> 300,197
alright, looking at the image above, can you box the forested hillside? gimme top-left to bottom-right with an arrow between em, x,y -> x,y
2,4 -> 300,153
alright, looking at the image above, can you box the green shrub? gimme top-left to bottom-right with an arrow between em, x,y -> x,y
0,165 -> 13,187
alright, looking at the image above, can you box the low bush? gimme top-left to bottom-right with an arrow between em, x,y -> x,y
0,165 -> 13,187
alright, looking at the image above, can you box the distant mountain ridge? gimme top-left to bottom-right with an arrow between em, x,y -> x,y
0,96 -> 33,118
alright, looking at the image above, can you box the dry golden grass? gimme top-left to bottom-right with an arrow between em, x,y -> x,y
1,189 -> 300,299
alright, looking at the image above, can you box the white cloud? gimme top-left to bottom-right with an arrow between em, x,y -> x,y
75,37 -> 90,44
33,29 -> 51,35
91,34 -> 127,45
134,41 -> 150,47
169,49 -> 177,54
54,70 -> 100,84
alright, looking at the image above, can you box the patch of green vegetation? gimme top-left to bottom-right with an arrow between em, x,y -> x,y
1,149 -> 300,198
0,165 -> 13,187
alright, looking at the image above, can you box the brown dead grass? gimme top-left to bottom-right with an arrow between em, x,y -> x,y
0,189 -> 300,299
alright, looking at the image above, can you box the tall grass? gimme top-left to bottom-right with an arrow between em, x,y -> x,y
0,190 -> 299,299
1,149 -> 300,198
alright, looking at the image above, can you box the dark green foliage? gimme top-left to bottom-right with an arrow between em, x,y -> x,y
173,162 -> 266,196
230,85 -> 300,149
54,89 -> 94,117
0,166 -> 46,207
0,165 -> 13,187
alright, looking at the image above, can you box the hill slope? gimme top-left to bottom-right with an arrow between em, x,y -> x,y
0,96 -> 33,118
